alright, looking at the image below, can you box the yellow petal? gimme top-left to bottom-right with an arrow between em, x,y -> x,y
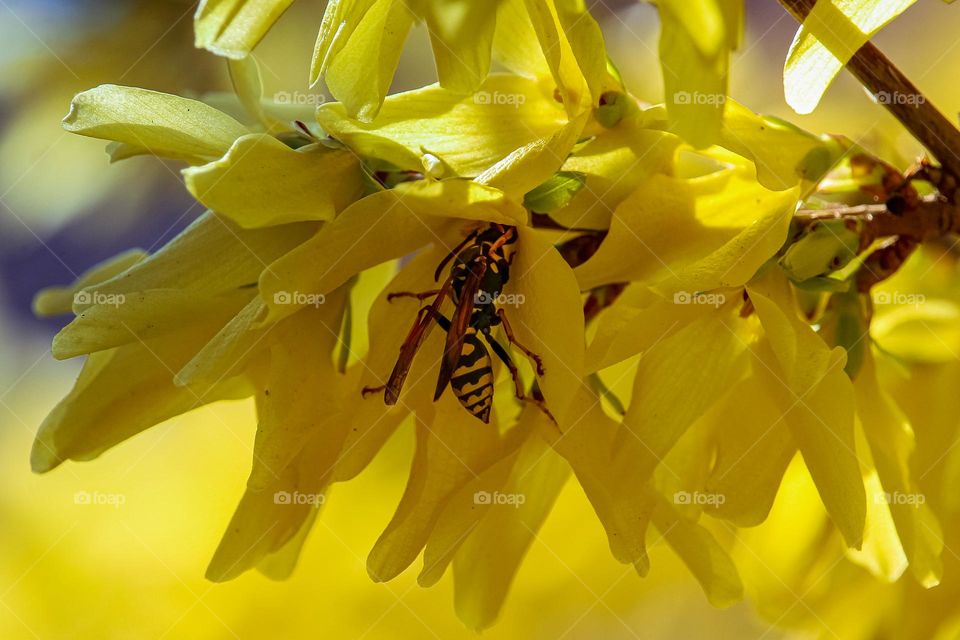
367,393 -> 504,582
425,0 -> 499,94
706,376 -> 797,526
550,118 -> 680,230
855,351 -> 943,587
651,499 -> 744,608
62,85 -> 248,163
332,251 -> 451,483
451,419 -> 570,631
32,321 -> 253,473
33,249 -> 146,317
310,0 -> 378,84
316,75 -> 567,176
585,285 -> 707,374
505,226 -> 585,426
259,181 -> 524,321
474,111 -> 589,200
248,295 -> 346,491
175,297 -> 270,390
784,0 -> 916,114
549,388 -> 657,570
623,300 -> 749,483
747,270 -> 866,548
657,0 -> 739,147
206,422 -> 344,581
53,213 -> 313,358
184,134 -> 363,228
323,0 -> 415,122
720,99 -> 838,191
194,0 -> 295,59
575,170 -> 798,292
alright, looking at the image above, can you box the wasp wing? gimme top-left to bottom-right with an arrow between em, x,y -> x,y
384,276 -> 453,405
434,259 -> 485,401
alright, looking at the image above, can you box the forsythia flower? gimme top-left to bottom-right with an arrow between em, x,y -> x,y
31,0 -> 960,635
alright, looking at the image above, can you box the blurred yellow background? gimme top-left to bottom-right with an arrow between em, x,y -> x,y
2,0 -> 959,637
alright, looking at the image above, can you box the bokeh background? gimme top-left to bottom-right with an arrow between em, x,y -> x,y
2,1 -> 959,637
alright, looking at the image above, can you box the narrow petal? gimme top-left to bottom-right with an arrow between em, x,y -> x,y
651,499 -> 744,608
575,170 -> 798,292
505,226 -> 585,426
367,394 -> 504,582
259,181 -> 524,321
248,295 -> 346,491
623,300 -> 749,484
747,271 -> 866,548
194,0 -> 295,59
452,421 -> 569,631
53,213 -> 313,358
33,249 -> 146,317
550,388 -> 657,571
855,351 -> 943,587
62,85 -> 248,162
316,75 -> 567,176
323,0 -> 415,122
425,0 -> 498,94
706,376 -> 797,526
784,0 -> 916,114
32,321 -> 253,473
183,134 -> 363,228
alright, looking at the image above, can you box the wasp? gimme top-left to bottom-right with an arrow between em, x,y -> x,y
362,223 -> 549,423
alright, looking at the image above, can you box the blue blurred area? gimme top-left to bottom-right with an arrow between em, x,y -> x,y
0,197 -> 197,337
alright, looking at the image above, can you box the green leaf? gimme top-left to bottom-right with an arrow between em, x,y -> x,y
522,171 -> 587,213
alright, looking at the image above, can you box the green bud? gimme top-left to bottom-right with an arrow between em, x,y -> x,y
779,219 -> 861,282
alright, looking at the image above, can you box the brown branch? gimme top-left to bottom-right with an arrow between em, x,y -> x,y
778,0 -> 960,182
795,196 -> 960,242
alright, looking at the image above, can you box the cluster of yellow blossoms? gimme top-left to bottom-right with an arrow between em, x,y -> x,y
32,0 -> 960,634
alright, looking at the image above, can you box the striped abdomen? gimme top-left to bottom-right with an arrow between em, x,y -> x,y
450,329 -> 495,423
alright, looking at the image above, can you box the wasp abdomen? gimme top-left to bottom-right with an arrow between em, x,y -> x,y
450,330 -> 495,423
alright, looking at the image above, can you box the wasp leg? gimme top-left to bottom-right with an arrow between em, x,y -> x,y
482,331 -> 556,424
361,385 -> 385,397
495,309 -> 545,376
387,289 -> 442,303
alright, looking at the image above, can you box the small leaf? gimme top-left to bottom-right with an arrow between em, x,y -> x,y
522,171 -> 587,213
